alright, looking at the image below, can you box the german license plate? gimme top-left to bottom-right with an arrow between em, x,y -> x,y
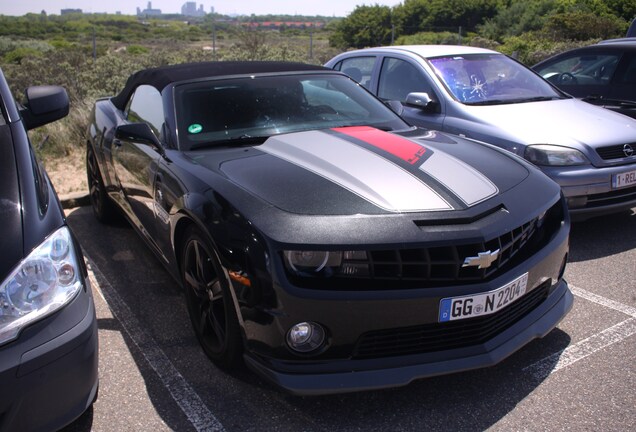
612,170 -> 636,189
439,273 -> 529,322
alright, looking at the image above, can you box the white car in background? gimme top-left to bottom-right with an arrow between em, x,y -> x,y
326,45 -> 636,220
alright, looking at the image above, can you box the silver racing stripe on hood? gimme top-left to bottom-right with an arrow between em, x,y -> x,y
420,151 -> 498,206
329,126 -> 498,207
258,130 -> 452,212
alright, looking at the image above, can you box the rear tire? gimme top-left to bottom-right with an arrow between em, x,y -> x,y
181,226 -> 243,369
86,144 -> 118,224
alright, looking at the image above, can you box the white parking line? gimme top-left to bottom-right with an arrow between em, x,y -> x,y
569,285 -> 636,318
523,285 -> 636,380
86,254 -> 226,432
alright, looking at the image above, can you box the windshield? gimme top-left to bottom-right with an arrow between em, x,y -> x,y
175,73 -> 410,150
429,53 -> 565,105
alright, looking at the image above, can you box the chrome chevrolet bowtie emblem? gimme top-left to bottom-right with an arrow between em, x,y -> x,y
624,144 -> 634,158
462,249 -> 500,269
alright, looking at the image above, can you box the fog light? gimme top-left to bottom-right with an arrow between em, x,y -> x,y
566,196 -> 587,209
286,321 -> 325,353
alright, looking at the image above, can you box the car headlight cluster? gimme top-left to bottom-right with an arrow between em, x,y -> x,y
0,226 -> 83,346
283,250 -> 369,277
525,144 -> 590,166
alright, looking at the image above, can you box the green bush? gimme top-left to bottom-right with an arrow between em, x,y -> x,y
3,47 -> 44,64
396,31 -> 462,46
497,33 -> 597,64
125,44 -> 149,55
544,12 -> 625,41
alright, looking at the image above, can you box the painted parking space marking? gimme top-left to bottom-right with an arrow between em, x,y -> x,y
86,254 -> 226,432
523,285 -> 636,380
569,285 -> 636,318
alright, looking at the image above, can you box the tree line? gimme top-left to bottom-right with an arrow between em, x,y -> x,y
329,0 -> 635,63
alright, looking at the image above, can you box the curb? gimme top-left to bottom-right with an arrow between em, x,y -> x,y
60,192 -> 91,209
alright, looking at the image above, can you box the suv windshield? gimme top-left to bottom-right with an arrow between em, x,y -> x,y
429,53 -> 565,105
175,73 -> 410,150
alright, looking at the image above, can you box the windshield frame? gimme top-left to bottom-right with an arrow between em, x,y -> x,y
173,72 -> 410,151
427,53 -> 567,106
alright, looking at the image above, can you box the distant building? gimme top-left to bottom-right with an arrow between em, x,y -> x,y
181,2 -> 206,17
61,9 -> 82,15
137,1 -> 162,17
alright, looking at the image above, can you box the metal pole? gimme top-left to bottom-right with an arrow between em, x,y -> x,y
309,24 -> 313,60
212,18 -> 217,61
92,27 -> 96,60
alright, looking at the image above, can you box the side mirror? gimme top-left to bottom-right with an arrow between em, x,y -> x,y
404,92 -> 435,109
20,86 -> 69,130
115,123 -> 163,149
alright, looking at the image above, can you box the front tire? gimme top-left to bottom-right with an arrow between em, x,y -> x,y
86,144 -> 118,224
181,226 -> 243,369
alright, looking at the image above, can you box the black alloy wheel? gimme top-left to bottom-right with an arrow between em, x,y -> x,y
86,145 -> 118,223
182,226 -> 242,368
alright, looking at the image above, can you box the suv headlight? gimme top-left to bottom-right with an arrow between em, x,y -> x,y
525,145 -> 590,166
0,226 -> 83,346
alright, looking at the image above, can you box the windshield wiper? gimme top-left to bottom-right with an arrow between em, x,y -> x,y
330,123 -> 394,131
190,135 -> 268,150
516,96 -> 564,103
464,99 -> 511,106
583,96 -> 636,108
466,96 -> 563,106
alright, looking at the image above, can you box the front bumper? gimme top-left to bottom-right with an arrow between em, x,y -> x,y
240,210 -> 571,395
246,280 -> 572,395
540,164 -> 636,219
0,277 -> 98,432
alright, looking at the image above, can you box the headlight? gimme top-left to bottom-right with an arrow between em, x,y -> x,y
0,226 -> 83,346
283,250 -> 369,277
524,145 -> 590,166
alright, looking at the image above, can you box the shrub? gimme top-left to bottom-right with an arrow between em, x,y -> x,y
396,31 -> 462,46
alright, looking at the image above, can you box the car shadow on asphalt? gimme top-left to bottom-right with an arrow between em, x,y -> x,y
569,209 -> 635,262
273,328 -> 571,432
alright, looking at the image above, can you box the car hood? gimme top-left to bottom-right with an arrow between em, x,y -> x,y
459,98 -> 636,148
194,127 -> 532,216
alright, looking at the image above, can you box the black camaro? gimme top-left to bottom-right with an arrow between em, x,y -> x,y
86,61 -> 572,395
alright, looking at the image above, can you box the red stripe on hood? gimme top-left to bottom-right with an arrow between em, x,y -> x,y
332,126 -> 426,165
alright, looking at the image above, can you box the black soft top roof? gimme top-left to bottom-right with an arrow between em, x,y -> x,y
111,61 -> 329,110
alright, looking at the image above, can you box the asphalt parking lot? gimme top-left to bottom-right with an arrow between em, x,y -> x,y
62,206 -> 635,432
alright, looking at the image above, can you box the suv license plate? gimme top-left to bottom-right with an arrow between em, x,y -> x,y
439,273 -> 529,322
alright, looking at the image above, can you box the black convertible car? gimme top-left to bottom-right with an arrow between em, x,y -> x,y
86,62 -> 572,395
0,69 -> 98,430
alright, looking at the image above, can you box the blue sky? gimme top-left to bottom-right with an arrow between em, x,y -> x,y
0,1 -> 402,17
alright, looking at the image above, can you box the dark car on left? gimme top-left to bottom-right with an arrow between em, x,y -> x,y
0,69 -> 98,431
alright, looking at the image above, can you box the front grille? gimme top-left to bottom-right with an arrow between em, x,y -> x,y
352,281 -> 551,359
367,217 -> 537,283
286,200 -> 565,290
596,143 -> 636,160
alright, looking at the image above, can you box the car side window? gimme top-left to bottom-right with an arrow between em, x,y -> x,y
616,55 -> 636,85
378,57 -> 432,102
125,84 -> 164,137
336,57 -> 375,89
537,53 -> 620,86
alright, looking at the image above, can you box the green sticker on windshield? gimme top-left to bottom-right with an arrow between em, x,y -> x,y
188,123 -> 203,134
